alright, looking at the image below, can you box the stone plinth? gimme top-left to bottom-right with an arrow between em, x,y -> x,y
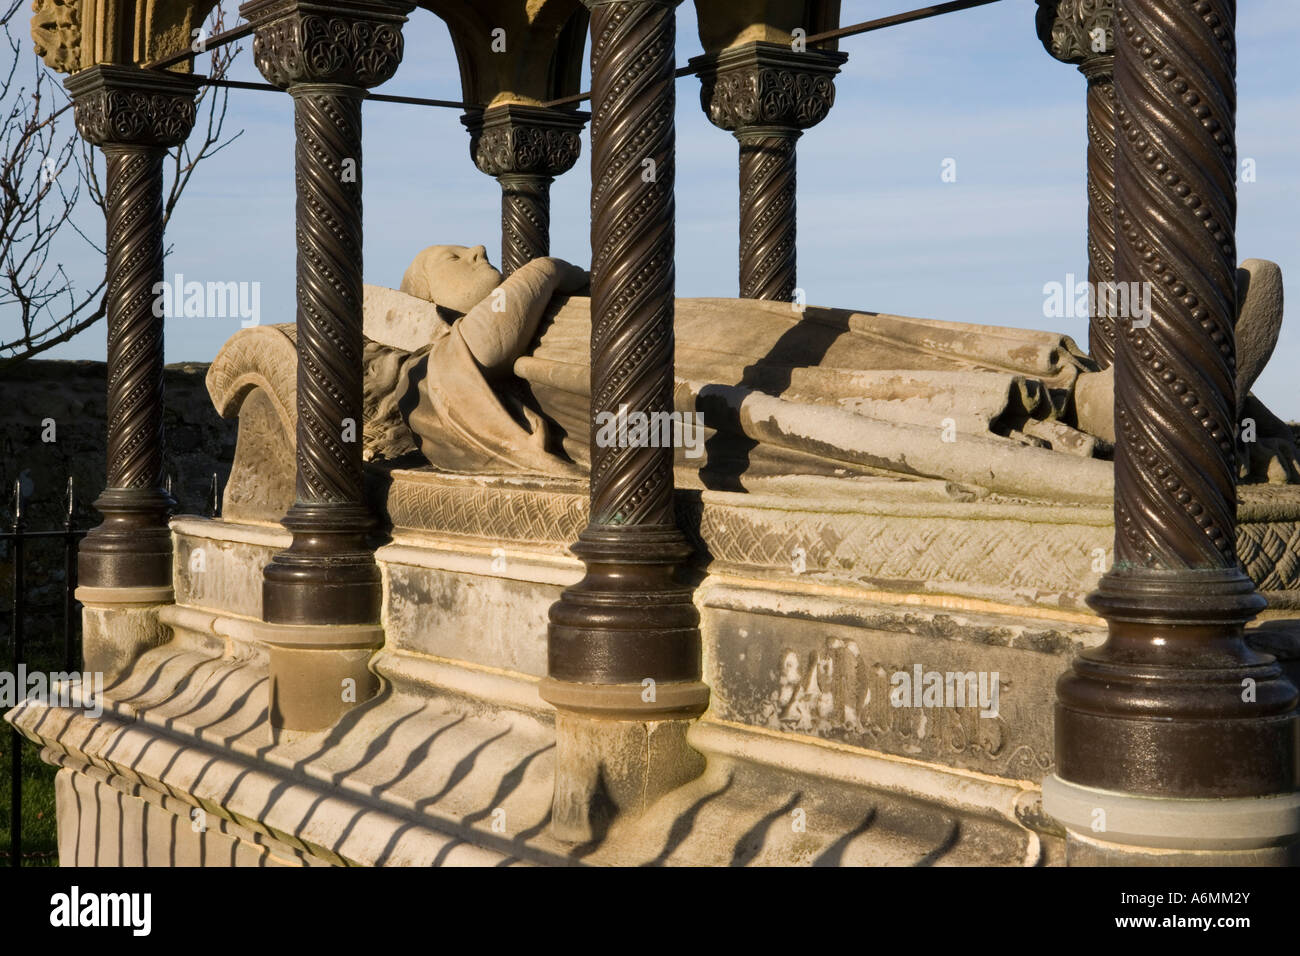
10,469 -> 1300,865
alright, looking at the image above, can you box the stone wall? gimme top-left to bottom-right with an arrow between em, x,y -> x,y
0,360 -> 236,650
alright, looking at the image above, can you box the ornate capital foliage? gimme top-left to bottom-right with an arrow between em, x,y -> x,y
461,104 -> 587,179
241,0 -> 411,89
1036,0 -> 1115,67
692,41 -> 846,133
65,64 -> 199,148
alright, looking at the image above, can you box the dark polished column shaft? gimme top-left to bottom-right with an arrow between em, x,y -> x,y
1082,58 -> 1117,367
66,66 -> 199,592
692,43 -> 845,303
500,173 -> 552,275
543,0 -> 707,719
1037,0 -> 1118,367
261,85 -> 376,624
243,0 -> 410,626
462,104 -> 587,277
1057,0 -> 1297,797
737,129 -> 799,301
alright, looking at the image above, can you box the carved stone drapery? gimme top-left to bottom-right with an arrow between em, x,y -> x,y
542,0 -> 708,720
66,65 -> 199,594
1037,0 -> 1117,367
242,0 -> 410,629
692,42 -> 846,301
1056,0 -> 1297,800
461,104 -> 588,277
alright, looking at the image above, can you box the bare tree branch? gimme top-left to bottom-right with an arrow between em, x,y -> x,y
0,0 -> 243,366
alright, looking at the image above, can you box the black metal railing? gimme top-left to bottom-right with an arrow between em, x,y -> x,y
2,472 -> 220,867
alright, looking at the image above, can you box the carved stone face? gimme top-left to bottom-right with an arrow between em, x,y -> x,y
400,244 -> 503,314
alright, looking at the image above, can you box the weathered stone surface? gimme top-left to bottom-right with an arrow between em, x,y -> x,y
211,251 -> 1300,510
8,626 -> 1051,865
80,603 -> 171,685
1237,258 -> 1285,406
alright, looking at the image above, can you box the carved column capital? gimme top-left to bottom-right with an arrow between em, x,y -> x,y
692,41 -> 847,134
240,0 -> 411,90
1036,0 -> 1115,75
65,64 -> 199,148
461,105 -> 589,276
461,104 -> 588,179
690,42 -> 843,302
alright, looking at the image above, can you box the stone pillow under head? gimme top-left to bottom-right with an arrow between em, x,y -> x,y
362,285 -> 455,353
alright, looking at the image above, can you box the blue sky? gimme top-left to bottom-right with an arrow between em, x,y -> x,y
14,0 -> 1300,418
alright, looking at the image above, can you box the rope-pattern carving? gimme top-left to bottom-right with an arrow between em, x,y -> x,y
103,145 -> 166,491
587,0 -> 678,528
292,88 -> 365,504
738,131 -> 798,301
1112,0 -> 1239,570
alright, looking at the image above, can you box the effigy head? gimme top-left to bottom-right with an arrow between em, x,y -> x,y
400,244 -> 503,313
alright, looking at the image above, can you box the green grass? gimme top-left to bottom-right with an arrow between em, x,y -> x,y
2,625 -> 69,867
0,732 -> 59,866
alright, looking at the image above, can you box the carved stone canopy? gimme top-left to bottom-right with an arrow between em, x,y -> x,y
691,41 -> 847,133
421,0 -> 588,109
461,104 -> 588,179
32,0 -> 220,75
1035,0 -> 1115,65
693,0 -> 841,54
240,0 -> 413,90
65,63 -> 200,148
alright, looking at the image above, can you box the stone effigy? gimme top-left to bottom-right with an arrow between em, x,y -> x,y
208,244 -> 1296,521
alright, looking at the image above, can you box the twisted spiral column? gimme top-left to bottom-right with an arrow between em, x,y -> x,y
67,65 -> 199,594
255,84 -> 380,626
500,173 -> 552,275
692,42 -> 845,303
542,0 -> 707,718
1036,0 -> 1119,367
103,146 -> 167,495
243,0 -> 410,630
291,87 -> 365,508
737,129 -> 799,301
1083,59 -> 1117,366
1054,0 -> 1297,802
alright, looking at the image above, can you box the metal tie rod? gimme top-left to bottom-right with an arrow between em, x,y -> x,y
541,0 -> 1002,108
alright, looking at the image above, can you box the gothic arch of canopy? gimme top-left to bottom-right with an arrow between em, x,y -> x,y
416,0 -> 588,107
693,0 -> 840,53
